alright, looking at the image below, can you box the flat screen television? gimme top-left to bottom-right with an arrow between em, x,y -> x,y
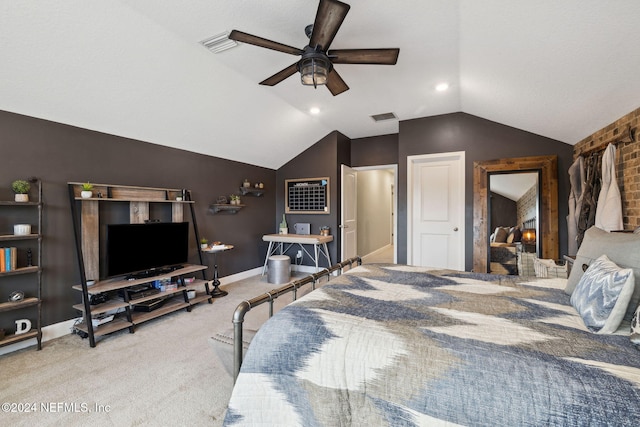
106,222 -> 189,278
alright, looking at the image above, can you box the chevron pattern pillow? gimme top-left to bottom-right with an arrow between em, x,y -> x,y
571,254 -> 635,334
632,305 -> 640,347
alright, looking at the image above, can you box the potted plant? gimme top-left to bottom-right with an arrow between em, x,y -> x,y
200,237 -> 209,249
11,179 -> 30,202
81,182 -> 94,199
230,194 -> 241,205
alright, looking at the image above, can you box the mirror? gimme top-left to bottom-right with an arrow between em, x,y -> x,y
473,155 -> 559,273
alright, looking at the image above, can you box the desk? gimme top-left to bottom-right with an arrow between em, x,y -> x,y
262,234 -> 333,275
202,245 -> 234,298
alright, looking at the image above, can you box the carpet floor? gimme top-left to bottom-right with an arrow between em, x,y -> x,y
1,272 -> 311,426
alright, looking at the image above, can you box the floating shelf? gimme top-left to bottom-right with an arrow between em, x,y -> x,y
239,187 -> 265,197
209,204 -> 244,214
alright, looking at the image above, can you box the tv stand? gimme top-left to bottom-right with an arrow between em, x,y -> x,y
125,265 -> 184,280
68,182 -> 211,348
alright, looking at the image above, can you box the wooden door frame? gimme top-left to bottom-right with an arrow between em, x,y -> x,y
473,155 -> 559,273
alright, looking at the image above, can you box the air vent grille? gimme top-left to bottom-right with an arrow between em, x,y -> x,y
200,32 -> 238,53
370,112 -> 397,122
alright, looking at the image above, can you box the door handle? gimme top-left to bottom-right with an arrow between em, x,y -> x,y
453,227 -> 458,231
339,225 -> 349,228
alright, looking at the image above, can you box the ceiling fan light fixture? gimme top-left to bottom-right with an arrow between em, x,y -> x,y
300,56 -> 330,88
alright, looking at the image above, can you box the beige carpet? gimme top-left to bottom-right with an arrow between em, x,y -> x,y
1,272 -> 312,427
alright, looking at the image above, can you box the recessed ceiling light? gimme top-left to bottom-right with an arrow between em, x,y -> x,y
435,83 -> 449,92
309,107 -> 320,115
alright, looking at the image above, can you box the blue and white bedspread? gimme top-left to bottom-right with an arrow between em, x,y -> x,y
224,264 -> 640,426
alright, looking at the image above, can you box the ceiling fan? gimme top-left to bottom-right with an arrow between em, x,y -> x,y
228,0 -> 400,96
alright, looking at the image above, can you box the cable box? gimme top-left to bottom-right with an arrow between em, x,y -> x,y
133,297 -> 166,312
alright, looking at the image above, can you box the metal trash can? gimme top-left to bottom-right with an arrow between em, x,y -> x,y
268,255 -> 291,284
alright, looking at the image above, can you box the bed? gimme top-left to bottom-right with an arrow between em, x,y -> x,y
223,228 -> 640,426
489,224 -> 524,275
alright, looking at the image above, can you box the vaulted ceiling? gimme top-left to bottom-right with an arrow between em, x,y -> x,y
2,1 -> 639,169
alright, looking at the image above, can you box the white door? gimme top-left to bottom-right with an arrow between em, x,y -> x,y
407,152 -> 465,270
341,165 -> 357,260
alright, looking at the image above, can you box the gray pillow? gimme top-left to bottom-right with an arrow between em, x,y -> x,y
631,304 -> 640,347
565,226 -> 640,321
570,254 -> 634,334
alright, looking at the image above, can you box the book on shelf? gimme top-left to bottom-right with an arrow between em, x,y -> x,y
0,247 -> 18,272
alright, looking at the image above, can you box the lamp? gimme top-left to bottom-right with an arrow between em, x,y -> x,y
299,54 -> 331,88
522,229 -> 536,245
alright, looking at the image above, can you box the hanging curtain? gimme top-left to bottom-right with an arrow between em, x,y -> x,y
595,143 -> 623,231
576,152 -> 602,248
567,156 -> 585,255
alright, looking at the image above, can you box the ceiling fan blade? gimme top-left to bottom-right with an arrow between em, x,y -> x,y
259,63 -> 299,86
328,48 -> 400,65
326,68 -> 349,96
309,0 -> 350,51
229,30 -> 303,56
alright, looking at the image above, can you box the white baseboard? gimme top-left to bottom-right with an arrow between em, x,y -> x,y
0,318 -> 78,356
218,266 -> 262,285
360,244 -> 393,262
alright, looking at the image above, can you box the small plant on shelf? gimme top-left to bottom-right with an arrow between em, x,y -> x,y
80,182 -> 94,199
11,179 -> 31,202
200,237 -> 208,249
229,194 -> 241,205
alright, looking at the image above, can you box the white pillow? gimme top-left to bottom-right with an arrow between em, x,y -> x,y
570,254 -> 635,334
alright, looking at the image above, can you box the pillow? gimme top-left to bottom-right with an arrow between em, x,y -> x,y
570,254 -> 635,334
493,227 -> 509,243
511,228 -> 522,243
631,304 -> 640,347
565,226 -> 640,322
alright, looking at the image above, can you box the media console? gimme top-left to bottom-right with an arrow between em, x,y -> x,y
68,182 -> 211,347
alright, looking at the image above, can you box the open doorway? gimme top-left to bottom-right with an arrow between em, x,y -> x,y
353,165 -> 397,264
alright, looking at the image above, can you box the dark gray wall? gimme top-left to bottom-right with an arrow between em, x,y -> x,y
0,110 -> 276,327
275,131 -> 350,267
490,192 -> 517,230
397,112 -> 574,268
351,133 -> 398,167
351,113 -> 573,269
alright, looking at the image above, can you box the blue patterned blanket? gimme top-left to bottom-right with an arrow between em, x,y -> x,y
224,264 -> 640,426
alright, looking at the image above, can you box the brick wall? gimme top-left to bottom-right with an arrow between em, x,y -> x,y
573,107 -> 640,229
517,184 -> 537,228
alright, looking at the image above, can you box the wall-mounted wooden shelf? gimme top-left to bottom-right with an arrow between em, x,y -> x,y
209,204 -> 244,214
239,187 -> 265,197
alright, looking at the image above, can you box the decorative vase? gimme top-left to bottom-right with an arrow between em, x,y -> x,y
81,191 -> 92,199
14,194 -> 29,202
243,179 -> 251,188
14,224 -> 31,235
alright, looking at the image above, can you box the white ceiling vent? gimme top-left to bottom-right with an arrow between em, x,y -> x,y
370,112 -> 397,122
200,32 -> 238,53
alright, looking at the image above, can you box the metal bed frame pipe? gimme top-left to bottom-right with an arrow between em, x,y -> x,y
232,256 -> 362,382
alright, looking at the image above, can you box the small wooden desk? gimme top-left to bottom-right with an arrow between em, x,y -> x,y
262,234 -> 333,275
